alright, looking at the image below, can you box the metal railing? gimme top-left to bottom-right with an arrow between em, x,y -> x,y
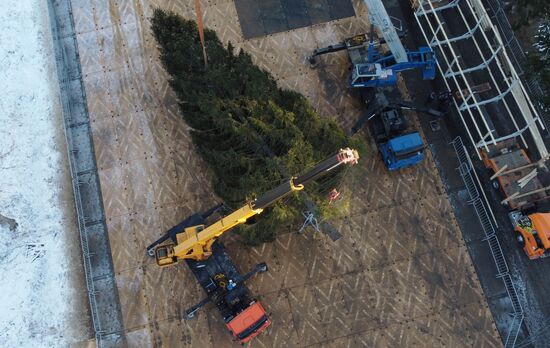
452,137 -> 524,347
506,313 -> 525,348
47,0 -> 101,337
47,0 -> 124,346
516,315 -> 550,347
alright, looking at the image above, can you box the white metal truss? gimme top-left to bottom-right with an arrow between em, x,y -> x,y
412,0 -> 549,160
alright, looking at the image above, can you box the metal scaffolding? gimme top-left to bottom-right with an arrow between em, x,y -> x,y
412,0 -> 549,160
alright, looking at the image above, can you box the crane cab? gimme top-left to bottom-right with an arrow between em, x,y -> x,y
154,224 -> 208,267
154,244 -> 177,267
350,62 -> 396,88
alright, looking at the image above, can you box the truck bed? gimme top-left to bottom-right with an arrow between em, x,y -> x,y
481,140 -> 545,209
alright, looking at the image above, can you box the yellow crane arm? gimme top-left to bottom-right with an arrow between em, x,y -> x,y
173,203 -> 263,259
172,179 -> 304,261
152,148 -> 359,267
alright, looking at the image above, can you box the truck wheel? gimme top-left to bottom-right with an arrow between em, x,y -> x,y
515,232 -> 525,248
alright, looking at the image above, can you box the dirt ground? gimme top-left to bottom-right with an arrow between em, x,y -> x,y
70,0 -> 502,346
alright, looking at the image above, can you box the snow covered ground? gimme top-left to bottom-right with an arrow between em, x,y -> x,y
0,0 -> 91,346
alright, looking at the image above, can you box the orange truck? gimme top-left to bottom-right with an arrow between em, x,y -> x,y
509,211 -> 550,259
481,139 -> 550,259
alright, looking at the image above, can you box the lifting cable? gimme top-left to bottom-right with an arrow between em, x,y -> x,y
194,0 -> 208,68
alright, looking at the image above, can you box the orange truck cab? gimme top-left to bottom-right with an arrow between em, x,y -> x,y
226,301 -> 271,343
509,211 -> 550,259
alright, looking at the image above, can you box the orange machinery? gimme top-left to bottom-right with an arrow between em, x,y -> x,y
481,140 -> 550,259
480,140 -> 546,210
509,211 -> 550,259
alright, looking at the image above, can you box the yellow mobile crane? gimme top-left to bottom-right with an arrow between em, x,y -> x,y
146,148 -> 359,343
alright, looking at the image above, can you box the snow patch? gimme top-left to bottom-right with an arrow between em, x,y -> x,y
533,21 -> 550,58
0,0 -> 89,346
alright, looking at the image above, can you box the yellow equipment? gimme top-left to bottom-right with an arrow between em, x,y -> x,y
148,148 -> 359,267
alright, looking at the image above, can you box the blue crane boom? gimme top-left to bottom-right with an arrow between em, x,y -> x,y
308,0 -> 436,88
363,0 -> 408,62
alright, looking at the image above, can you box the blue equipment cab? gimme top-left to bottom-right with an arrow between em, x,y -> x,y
308,33 -> 436,89
354,93 -> 428,171
379,132 -> 425,171
350,44 -> 436,88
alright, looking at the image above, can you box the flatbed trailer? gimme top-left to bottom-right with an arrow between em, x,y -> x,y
481,139 -> 546,209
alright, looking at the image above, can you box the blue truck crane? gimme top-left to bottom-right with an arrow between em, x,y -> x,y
350,43 -> 436,88
308,0 -> 438,170
355,0 -> 435,88
309,32 -> 436,89
309,33 -> 437,170
351,91 -> 442,170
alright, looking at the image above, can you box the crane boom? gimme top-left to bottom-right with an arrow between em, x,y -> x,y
363,0 -> 408,63
151,148 -> 359,266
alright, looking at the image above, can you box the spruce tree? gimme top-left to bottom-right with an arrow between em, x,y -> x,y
151,9 -> 364,244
